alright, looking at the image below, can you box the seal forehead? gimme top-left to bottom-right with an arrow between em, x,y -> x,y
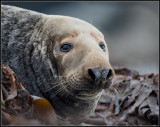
45,15 -> 104,38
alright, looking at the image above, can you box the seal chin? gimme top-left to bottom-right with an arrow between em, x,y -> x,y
64,80 -> 111,98
64,83 -> 106,102
75,90 -> 103,101
48,88 -> 101,124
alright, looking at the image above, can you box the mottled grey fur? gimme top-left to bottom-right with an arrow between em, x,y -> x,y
1,5 -> 59,97
1,5 -> 100,124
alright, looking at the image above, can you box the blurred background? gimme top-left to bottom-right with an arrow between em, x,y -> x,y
2,1 -> 159,74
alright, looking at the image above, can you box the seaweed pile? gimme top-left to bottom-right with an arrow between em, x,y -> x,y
1,64 -> 57,125
83,66 -> 159,126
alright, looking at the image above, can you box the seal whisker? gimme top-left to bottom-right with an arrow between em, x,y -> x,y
107,85 -> 118,95
42,77 -> 70,92
59,85 -> 71,97
50,80 -> 70,97
42,83 -> 61,92
89,16 -> 93,25
58,84 -> 68,96
60,85 -> 72,97
112,84 -> 120,92
50,86 -> 65,98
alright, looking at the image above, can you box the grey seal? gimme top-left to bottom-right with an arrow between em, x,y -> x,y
1,5 -> 115,124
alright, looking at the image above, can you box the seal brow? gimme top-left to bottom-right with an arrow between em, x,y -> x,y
90,32 -> 99,42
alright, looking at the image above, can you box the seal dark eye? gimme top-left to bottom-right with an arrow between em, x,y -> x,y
99,43 -> 106,51
60,42 -> 73,52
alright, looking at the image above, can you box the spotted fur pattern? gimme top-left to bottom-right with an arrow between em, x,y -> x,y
1,5 -> 59,97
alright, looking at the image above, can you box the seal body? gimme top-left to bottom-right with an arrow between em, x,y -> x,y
1,5 -> 115,124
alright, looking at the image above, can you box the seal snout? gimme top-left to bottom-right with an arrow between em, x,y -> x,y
88,67 -> 114,88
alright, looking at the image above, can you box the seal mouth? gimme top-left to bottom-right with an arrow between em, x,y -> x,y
42,75 -> 112,101
73,88 -> 103,101
66,80 -> 111,98
77,89 -> 102,97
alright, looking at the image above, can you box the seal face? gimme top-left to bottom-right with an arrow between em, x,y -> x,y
1,5 -> 115,124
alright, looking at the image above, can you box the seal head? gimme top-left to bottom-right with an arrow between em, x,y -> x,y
41,15 -> 115,123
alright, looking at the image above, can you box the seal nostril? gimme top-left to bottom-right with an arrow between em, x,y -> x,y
101,69 -> 109,79
101,68 -> 113,79
88,68 -> 101,82
107,69 -> 113,79
88,69 -> 95,81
